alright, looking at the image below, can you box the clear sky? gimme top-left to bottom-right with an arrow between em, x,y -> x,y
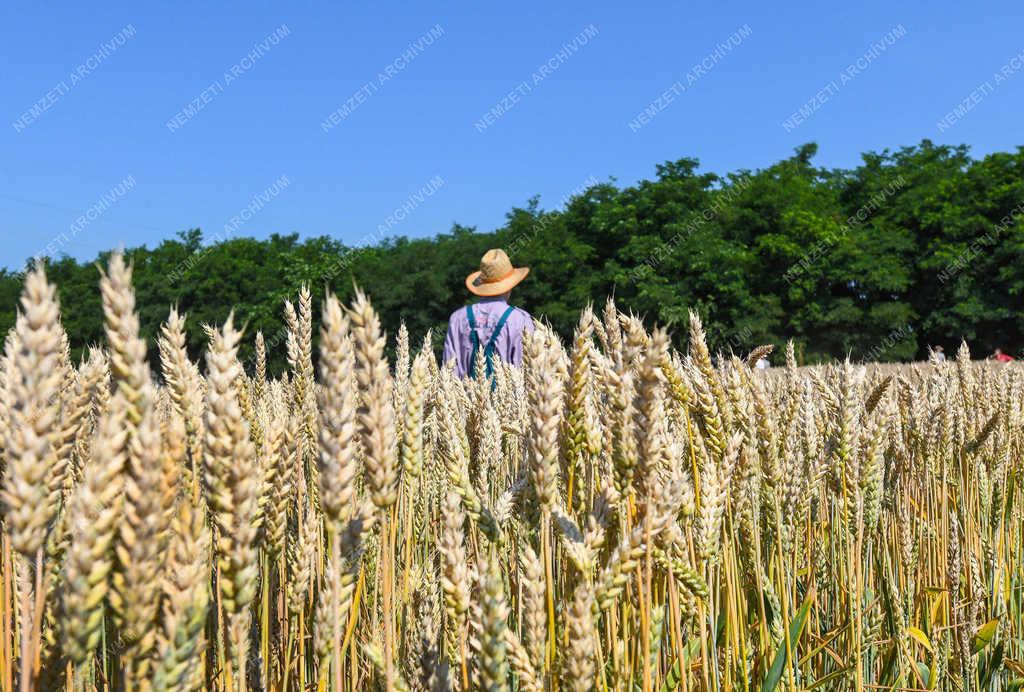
2,1 -> 1023,270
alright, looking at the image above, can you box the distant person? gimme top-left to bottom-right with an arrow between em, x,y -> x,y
993,348 -> 1015,363
443,248 -> 535,381
932,345 -> 946,363
755,356 -> 770,370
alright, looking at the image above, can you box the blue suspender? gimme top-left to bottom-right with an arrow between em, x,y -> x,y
466,305 -> 480,377
466,304 -> 516,382
488,306 -> 516,358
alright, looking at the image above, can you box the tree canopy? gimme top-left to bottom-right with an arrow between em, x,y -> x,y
3,140 -> 1023,372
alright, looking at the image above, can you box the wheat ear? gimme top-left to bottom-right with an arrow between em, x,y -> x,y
153,498 -> 211,692
317,293 -> 360,529
3,264 -> 64,691
203,314 -> 260,683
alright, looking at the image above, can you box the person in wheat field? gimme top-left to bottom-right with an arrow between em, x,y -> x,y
443,248 -> 535,381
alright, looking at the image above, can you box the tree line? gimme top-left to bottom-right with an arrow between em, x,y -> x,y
2,140 -> 1022,372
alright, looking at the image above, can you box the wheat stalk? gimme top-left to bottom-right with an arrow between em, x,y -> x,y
3,263 -> 1024,691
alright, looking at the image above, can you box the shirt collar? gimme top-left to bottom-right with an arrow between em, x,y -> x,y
476,296 -> 508,306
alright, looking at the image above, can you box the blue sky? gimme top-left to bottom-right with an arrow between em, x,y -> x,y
2,1 -> 1022,270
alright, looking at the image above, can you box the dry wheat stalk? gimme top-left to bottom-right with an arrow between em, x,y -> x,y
61,389 -> 129,666
153,498 -> 211,692
3,262 -> 1024,691
2,264 -> 63,691
203,315 -> 260,684
348,289 -> 399,511
318,293 -> 360,529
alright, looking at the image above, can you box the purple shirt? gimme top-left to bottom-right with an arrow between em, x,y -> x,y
443,297 -> 535,378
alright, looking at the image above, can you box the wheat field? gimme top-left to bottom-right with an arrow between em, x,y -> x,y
0,254 -> 1021,691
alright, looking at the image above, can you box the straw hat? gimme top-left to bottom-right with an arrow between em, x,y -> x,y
465,248 -> 530,297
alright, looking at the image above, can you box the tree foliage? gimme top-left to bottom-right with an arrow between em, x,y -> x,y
4,140 -> 1022,370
